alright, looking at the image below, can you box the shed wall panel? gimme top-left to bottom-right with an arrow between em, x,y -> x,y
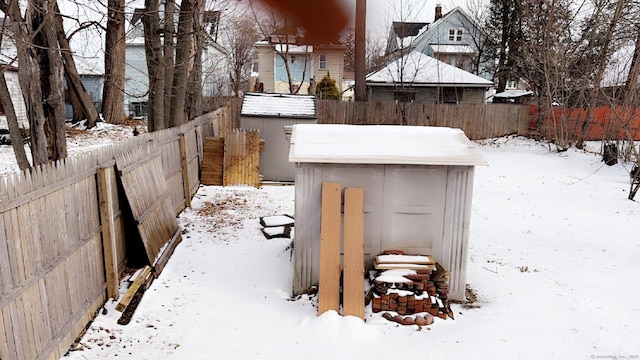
439,166 -> 475,300
241,116 -> 316,182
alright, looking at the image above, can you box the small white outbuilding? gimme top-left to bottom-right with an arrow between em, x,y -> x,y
289,124 -> 488,300
240,92 -> 317,182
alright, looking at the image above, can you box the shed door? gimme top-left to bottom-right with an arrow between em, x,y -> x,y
380,166 -> 446,255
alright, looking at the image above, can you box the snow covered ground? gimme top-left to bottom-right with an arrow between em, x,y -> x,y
2,129 -> 640,360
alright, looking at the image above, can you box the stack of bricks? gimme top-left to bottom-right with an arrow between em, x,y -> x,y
368,250 -> 452,324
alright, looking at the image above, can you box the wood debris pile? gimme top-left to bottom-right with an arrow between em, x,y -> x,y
367,250 -> 453,326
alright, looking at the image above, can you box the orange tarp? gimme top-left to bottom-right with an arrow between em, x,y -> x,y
529,105 -> 640,141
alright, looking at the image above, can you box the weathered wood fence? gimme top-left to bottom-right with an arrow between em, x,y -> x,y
0,105 -> 235,360
317,100 -> 531,140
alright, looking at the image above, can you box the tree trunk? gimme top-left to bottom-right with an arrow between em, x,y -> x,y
143,0 -> 165,131
0,73 -> 31,170
186,2 -> 204,121
29,1 -> 67,161
102,0 -> 126,125
163,0 -> 175,128
1,0 -> 49,165
170,0 -> 195,127
354,0 -> 367,101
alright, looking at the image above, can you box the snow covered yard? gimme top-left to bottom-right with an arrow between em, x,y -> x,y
2,134 -> 634,360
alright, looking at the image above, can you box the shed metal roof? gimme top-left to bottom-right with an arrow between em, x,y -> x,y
241,92 -> 317,119
289,124 -> 488,166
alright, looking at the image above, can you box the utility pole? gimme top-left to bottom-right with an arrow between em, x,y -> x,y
354,0 -> 367,101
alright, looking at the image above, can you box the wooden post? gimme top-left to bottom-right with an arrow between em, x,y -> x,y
96,166 -> 119,299
318,182 -> 342,315
343,187 -> 365,319
179,133 -> 191,208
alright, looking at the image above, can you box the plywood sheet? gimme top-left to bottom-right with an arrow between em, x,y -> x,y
318,182 -> 341,315
342,188 -> 364,319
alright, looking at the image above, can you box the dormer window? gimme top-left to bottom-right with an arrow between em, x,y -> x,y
448,28 -> 463,42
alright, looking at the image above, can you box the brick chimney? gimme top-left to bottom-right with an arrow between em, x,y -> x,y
435,4 -> 442,21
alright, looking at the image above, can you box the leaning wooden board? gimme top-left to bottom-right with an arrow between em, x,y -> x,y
317,182 -> 342,315
342,188 -> 365,320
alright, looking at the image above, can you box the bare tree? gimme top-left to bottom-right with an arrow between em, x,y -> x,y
222,13 -> 259,96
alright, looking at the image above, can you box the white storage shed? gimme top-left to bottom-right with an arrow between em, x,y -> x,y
289,124 -> 488,300
240,92 -> 317,182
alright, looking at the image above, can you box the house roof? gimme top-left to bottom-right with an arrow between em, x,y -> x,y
288,124 -> 488,166
411,7 -> 485,50
366,51 -> 494,87
240,92 -> 317,119
392,22 -> 429,39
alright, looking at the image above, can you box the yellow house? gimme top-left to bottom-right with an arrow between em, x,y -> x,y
254,39 -> 345,95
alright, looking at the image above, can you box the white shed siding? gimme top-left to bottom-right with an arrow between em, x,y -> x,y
291,163 -> 475,300
440,166 -> 475,300
290,124 -> 485,300
241,116 -> 316,181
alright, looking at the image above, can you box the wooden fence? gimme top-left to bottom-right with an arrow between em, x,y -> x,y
0,105 -> 233,360
317,100 -> 531,140
531,105 -> 640,141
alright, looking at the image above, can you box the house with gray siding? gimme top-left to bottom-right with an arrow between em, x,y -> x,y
366,51 -> 494,104
408,5 -> 493,81
125,8 -> 228,117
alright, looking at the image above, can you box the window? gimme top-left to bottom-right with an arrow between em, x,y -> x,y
393,90 -> 416,102
448,28 -> 463,42
439,87 -> 463,104
319,54 -> 327,70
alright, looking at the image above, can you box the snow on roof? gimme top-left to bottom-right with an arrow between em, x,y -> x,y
367,51 -> 494,87
275,44 -> 313,54
493,90 -> 534,98
241,93 -> 317,119
289,124 -> 488,166
429,44 -> 475,54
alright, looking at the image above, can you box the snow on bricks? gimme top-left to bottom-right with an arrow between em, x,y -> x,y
367,250 -> 453,327
260,214 -> 294,239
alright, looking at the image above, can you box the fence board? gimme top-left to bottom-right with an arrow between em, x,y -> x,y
116,149 -> 179,267
317,100 -> 530,139
223,130 -> 261,187
202,137 -> 224,185
0,104 -> 230,360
